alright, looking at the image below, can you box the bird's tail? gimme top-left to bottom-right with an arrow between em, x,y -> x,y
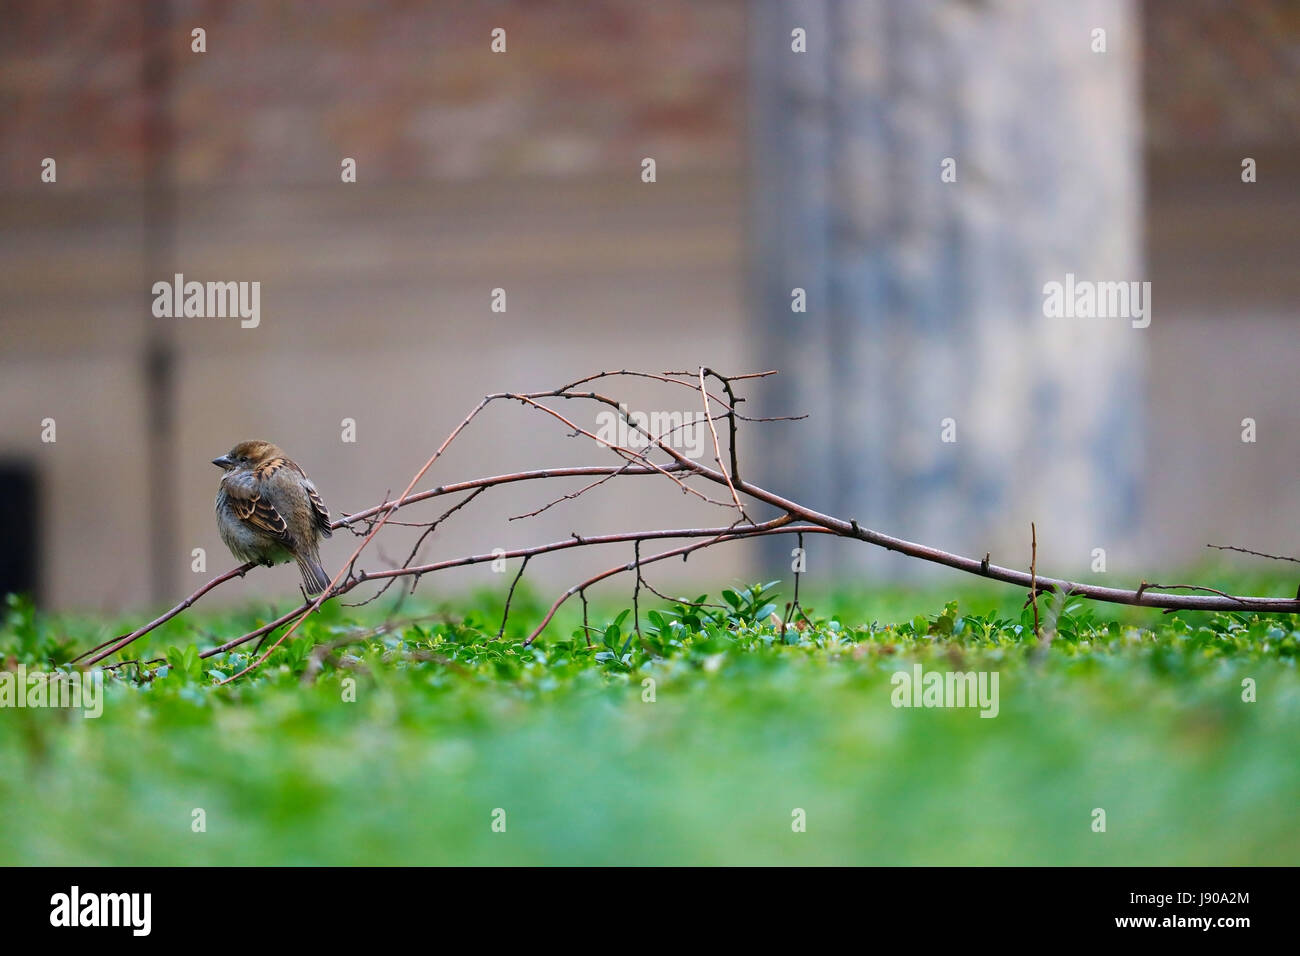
296,554 -> 331,596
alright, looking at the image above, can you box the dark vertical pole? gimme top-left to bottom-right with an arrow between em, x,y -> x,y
142,0 -> 177,602
0,465 -> 40,603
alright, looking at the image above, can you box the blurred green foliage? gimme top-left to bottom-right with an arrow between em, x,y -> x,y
1,578 -> 1297,865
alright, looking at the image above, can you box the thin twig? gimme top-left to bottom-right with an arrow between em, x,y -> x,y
632,539 -> 643,640
783,531 -> 809,630
698,366 -> 751,524
1206,543 -> 1300,565
1030,522 -> 1040,640
496,555 -> 530,640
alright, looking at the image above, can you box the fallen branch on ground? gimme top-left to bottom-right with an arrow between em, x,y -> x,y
75,368 -> 1300,678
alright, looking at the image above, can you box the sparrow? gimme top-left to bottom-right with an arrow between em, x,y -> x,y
212,440 -> 333,595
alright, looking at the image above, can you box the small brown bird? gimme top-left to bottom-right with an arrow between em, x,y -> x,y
212,440 -> 333,594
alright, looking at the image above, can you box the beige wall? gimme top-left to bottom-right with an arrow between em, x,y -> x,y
1143,148 -> 1300,569
1,176 -> 752,608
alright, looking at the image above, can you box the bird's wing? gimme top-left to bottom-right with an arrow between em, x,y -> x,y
254,455 -> 332,538
224,469 -> 292,544
303,478 -> 332,538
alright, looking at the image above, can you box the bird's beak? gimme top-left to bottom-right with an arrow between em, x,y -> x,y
211,455 -> 233,469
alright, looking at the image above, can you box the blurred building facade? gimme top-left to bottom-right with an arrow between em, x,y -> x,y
1,0 -> 1297,609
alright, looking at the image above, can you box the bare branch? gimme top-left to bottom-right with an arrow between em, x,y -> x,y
79,368 -> 1300,681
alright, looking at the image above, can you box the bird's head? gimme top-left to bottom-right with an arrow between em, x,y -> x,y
212,440 -> 281,472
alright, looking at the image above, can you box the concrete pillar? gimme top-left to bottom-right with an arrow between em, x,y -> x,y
750,0 -> 1143,579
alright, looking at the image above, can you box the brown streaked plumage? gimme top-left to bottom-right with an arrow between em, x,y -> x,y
212,440 -> 333,595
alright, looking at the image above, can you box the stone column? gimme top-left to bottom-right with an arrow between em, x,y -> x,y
750,0 -> 1143,578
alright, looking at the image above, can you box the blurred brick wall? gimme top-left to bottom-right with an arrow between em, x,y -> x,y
1,0 -> 746,192
1144,0 -> 1300,148
9,0 -> 1299,193
0,3 -> 149,189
